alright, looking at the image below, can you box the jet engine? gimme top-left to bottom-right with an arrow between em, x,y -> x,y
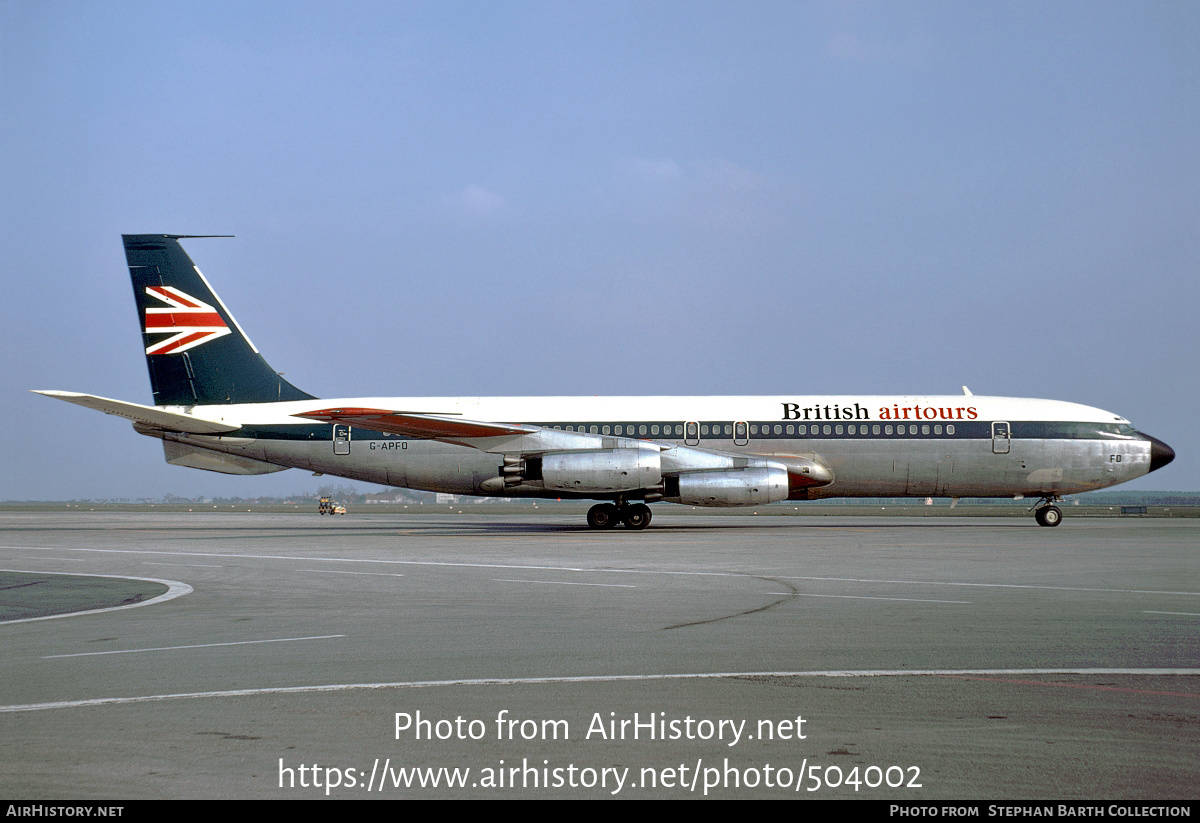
540,447 -> 663,493
668,466 -> 789,507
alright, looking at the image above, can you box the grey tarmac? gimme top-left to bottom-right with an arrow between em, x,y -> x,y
1,512 -> 1197,799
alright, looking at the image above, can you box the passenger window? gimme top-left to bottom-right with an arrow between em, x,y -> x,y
934,425 -> 942,435
921,425 -> 929,435
589,426 -> 598,434
701,425 -> 709,435
566,426 -> 574,432
885,425 -> 893,435
614,425 -> 623,435
835,425 -> 843,435
639,425 -> 647,435
947,424 -> 955,435
909,425 -> 918,435
602,425 -> 611,435
786,425 -> 794,435
848,425 -> 856,435
798,425 -> 807,435
724,424 -> 732,436
750,425 -> 758,435
823,425 -> 831,435
675,425 -> 683,436
773,424 -> 782,435
651,425 -> 660,435
873,425 -> 881,435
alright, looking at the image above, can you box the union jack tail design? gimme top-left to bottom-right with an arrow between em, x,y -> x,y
143,285 -> 232,355
124,234 -> 313,404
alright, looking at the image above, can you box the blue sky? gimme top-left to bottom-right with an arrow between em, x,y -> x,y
2,1 -> 1197,499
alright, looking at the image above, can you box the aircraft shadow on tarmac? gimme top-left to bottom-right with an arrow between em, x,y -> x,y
304,518 -> 1045,535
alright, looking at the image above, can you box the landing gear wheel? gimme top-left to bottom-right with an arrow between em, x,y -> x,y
622,503 -> 652,530
1035,505 -> 1062,527
587,503 -> 619,530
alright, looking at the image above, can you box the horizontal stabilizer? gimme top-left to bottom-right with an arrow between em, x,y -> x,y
295,407 -> 535,440
162,440 -> 288,475
32,391 -> 240,434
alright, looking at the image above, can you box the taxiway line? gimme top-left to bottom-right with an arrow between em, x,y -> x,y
3,668 -> 1198,713
41,634 -> 346,659
764,591 -> 970,604
0,569 -> 192,625
493,578 -> 637,588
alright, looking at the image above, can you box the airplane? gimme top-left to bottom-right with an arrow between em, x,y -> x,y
35,235 -> 1175,529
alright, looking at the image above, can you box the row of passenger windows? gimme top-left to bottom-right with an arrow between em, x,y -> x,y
547,423 -> 957,437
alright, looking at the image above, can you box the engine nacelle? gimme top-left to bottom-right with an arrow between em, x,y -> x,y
671,466 -> 789,507
541,447 -> 662,493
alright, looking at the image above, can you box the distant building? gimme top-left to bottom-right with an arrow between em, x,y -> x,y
363,492 -> 407,504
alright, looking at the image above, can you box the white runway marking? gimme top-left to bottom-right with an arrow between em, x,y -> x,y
41,634 -> 345,659
3,545 -> 1196,597
18,556 -> 90,562
0,569 -> 192,625
296,569 -> 404,577
141,562 -> 224,568
764,591 -> 970,604
493,578 -> 636,588
2,668 -> 1197,713
773,573 -> 1200,597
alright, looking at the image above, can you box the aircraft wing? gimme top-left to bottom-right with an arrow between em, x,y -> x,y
33,391 -> 241,434
295,407 -> 664,454
295,407 -> 537,440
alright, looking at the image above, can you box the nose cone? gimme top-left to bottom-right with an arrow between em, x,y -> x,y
1144,433 -> 1176,473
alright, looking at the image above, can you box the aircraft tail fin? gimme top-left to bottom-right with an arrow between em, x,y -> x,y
122,234 -> 314,406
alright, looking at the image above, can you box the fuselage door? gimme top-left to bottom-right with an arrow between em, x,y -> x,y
685,421 -> 700,446
333,424 -> 351,455
734,421 -> 749,446
991,421 -> 1011,454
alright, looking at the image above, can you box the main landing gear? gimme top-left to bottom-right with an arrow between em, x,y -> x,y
1030,496 -> 1063,528
586,502 -> 653,530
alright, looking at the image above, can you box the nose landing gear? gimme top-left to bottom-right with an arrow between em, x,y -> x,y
1030,496 -> 1064,527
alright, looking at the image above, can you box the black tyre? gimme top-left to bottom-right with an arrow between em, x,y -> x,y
587,503 -> 618,529
623,503 -> 652,530
1036,505 -> 1063,527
